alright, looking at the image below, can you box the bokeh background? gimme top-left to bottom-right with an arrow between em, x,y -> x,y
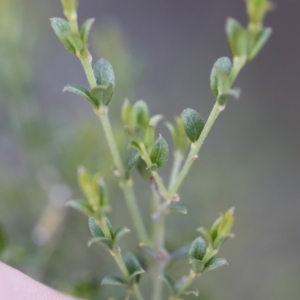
0,0 -> 299,299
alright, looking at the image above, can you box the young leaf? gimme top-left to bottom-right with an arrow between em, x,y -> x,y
67,199 -> 94,216
88,216 -> 105,238
188,237 -> 207,261
102,275 -> 128,287
121,99 -> 135,127
124,252 -> 145,280
204,257 -> 228,272
149,114 -> 164,127
80,18 -> 95,46
93,58 -> 115,87
133,100 -> 150,128
125,148 -> 140,175
88,236 -> 112,249
161,276 -> 176,295
248,27 -> 272,60
246,0 -> 271,25
210,57 -> 232,98
150,135 -> 169,168
113,227 -> 131,243
50,17 -> 76,55
226,18 -> 249,58
189,259 -> 205,274
169,204 -> 187,215
90,84 -> 114,106
136,157 -> 152,180
61,0 -> 78,17
63,83 -> 96,107
144,125 -> 155,150
182,108 -> 205,143
98,177 -> 109,209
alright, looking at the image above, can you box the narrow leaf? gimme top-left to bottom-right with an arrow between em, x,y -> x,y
182,108 -> 205,143
50,17 -> 76,55
63,83 -> 96,106
204,257 -> 228,272
124,252 -> 145,280
226,18 -> 249,58
80,18 -> 95,46
169,204 -> 187,215
67,199 -> 94,216
161,275 -> 176,295
133,100 -> 150,128
87,236 -> 112,248
150,135 -> 169,168
248,27 -> 272,60
125,148 -> 140,175
149,114 -> 164,127
113,227 -> 130,243
102,275 -> 128,287
88,216 -> 105,238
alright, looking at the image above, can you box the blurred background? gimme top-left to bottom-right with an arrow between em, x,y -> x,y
0,0 -> 299,299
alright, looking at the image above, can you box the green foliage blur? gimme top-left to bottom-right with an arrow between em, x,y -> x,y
1,0 -> 299,299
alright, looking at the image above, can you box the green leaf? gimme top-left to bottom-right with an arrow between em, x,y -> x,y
189,258 -> 205,274
124,252 -> 145,280
67,33 -> 83,52
87,236 -> 112,249
125,148 -> 140,176
88,216 -> 105,238
122,99 -> 135,127
169,204 -> 187,215
133,100 -> 150,129
93,58 -> 115,87
67,199 -> 94,216
161,276 -> 176,295
98,177 -> 109,209
90,84 -> 114,106
217,87 -> 241,106
149,114 -> 164,127
80,18 -> 95,46
50,17 -> 76,55
188,237 -> 207,261
144,125 -> 155,150
246,0 -> 271,25
102,275 -> 128,287
63,83 -> 96,106
77,166 -> 98,207
248,27 -> 272,60
204,257 -> 228,272
150,135 -> 169,168
113,227 -> 131,243
136,157 -> 152,180
182,108 -> 205,143
210,57 -> 232,98
61,0 -> 78,17
226,18 -> 249,58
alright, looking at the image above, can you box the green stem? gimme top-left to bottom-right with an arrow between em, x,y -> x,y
139,142 -> 169,199
169,102 -> 223,196
168,152 -> 184,190
173,271 -> 197,299
97,108 -> 150,244
78,46 -> 150,244
79,51 -> 97,88
113,251 -> 144,300
151,191 -> 166,300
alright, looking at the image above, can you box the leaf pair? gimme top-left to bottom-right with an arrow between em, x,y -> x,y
210,57 -> 241,106
88,217 -> 130,251
64,58 -> 115,108
226,18 -> 272,61
198,207 -> 235,250
50,17 -> 94,55
188,237 -> 228,275
102,252 -> 144,288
